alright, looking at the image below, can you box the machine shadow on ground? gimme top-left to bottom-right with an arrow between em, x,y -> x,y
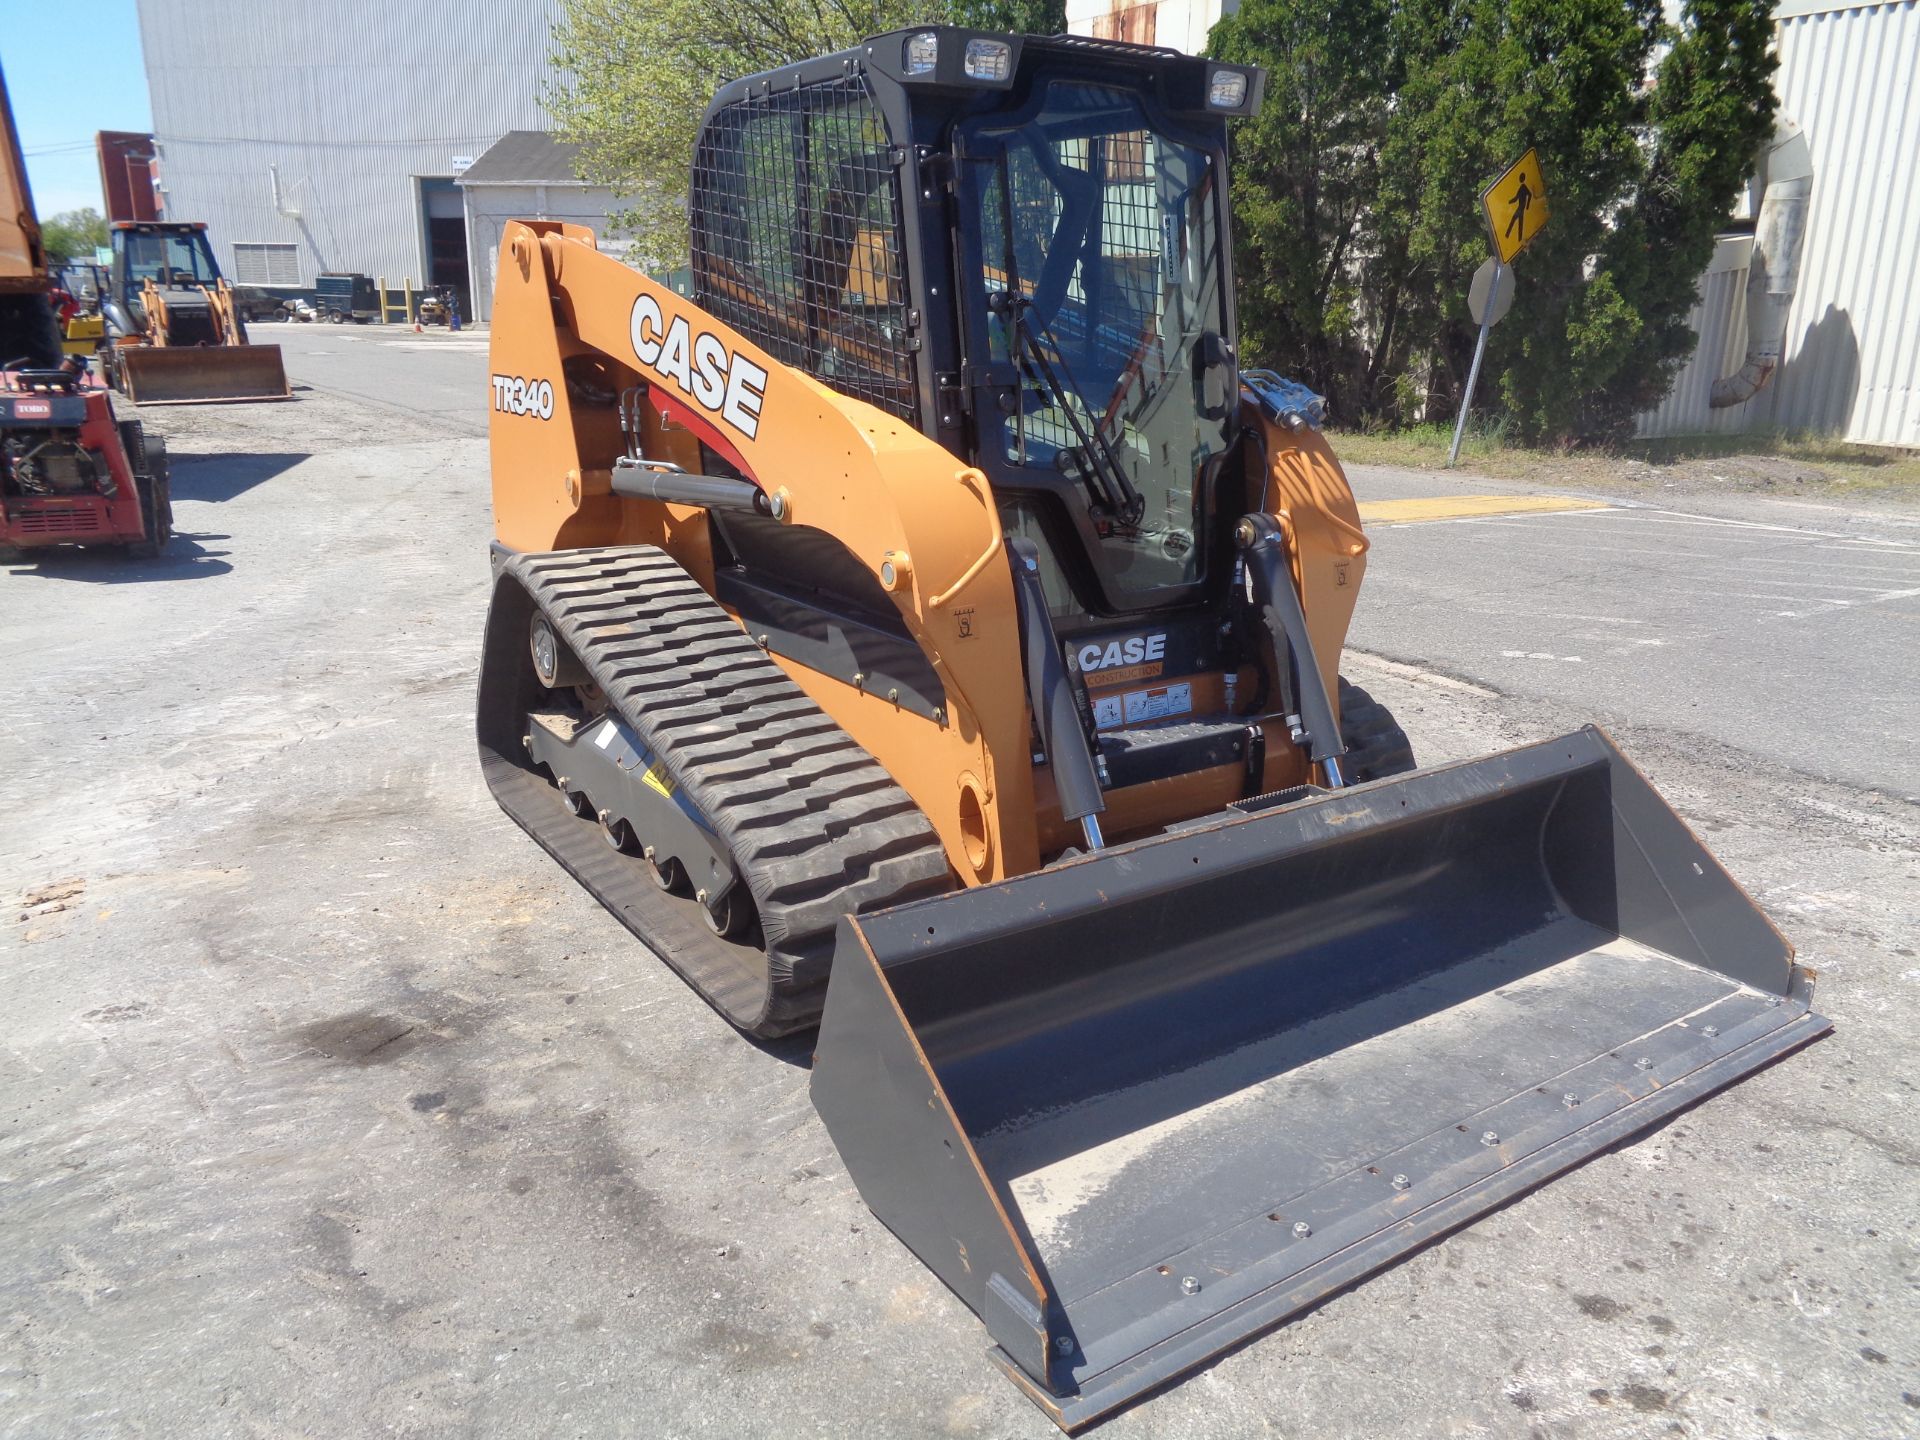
2,532 -> 233,581
167,451 -> 309,503
749,1030 -> 817,1069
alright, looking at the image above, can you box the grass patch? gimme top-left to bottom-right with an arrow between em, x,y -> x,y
1623,431 -> 1920,492
1330,422 -> 1618,484
1331,422 -> 1920,499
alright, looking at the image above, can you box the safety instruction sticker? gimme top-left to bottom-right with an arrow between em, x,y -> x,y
1093,683 -> 1194,729
1124,682 -> 1193,725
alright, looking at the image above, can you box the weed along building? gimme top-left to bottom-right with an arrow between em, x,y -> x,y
133,0 -> 612,320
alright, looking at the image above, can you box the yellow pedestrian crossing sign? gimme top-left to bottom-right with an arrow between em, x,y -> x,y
1482,148 -> 1549,264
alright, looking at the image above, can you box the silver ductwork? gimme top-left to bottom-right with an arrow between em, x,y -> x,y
1711,119 -> 1812,408
270,164 -> 301,220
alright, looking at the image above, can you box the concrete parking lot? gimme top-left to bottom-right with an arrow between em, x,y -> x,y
3,325 -> 1915,1440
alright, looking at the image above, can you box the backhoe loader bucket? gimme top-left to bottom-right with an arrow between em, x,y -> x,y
117,343 -> 290,404
812,727 -> 1826,1430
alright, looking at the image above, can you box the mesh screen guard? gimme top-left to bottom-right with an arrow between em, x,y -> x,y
692,76 -> 920,426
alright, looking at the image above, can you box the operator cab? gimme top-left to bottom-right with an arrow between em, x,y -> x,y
690,29 -> 1262,633
109,222 -> 224,324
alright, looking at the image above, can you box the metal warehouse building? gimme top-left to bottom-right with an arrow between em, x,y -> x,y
134,0 -> 627,322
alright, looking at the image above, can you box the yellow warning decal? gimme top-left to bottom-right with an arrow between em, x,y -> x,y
1358,494 -> 1609,525
642,762 -> 677,799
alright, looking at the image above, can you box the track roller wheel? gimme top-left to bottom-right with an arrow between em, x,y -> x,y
643,846 -> 688,895
529,614 -> 589,689
600,812 -> 635,852
558,779 -> 593,818
700,885 -> 757,942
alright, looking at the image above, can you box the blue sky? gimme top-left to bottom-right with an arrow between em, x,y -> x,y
4,0 -> 153,217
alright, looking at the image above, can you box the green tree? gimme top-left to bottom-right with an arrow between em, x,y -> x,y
1209,0 -> 1403,421
39,207 -> 109,267
547,0 -> 1063,265
1212,0 -> 1777,442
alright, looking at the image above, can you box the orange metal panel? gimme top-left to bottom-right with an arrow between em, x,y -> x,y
488,221 -> 1039,882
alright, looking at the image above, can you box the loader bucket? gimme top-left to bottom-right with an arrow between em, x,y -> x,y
118,343 -> 290,404
811,727 -> 1827,1430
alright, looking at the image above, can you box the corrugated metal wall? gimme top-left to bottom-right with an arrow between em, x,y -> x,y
1639,0 -> 1920,446
137,0 -> 564,299
1635,235 -> 1755,437
1768,0 -> 1919,446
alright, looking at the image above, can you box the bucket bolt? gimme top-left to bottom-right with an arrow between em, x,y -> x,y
1634,1057 -> 1654,1071
1180,1276 -> 1201,1296
1562,1092 -> 1580,1109
1391,1173 -> 1411,1191
1480,1131 -> 1500,1147
1291,1221 -> 1312,1240
1702,1025 -> 1720,1038
1052,1335 -> 1073,1356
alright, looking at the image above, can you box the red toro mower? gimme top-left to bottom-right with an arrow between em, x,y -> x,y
1,355 -> 171,562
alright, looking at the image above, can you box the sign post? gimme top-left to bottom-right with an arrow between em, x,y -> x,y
1448,148 -> 1550,468
1448,260 -> 1504,467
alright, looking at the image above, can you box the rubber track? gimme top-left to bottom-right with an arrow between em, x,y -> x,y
497,546 -> 951,1035
1337,677 -> 1417,782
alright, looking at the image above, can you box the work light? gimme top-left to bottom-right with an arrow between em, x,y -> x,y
964,38 -> 1012,81
1207,69 -> 1249,108
904,32 -> 939,75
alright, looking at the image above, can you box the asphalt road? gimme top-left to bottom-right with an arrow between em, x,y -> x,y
1343,468 -> 1920,797
266,317 -> 493,435
2,335 -> 1914,1440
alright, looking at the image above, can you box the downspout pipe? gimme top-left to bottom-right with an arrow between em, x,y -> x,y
1711,119 -> 1811,407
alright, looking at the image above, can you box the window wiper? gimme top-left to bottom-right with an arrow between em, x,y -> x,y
987,145 -> 1143,530
990,290 -> 1144,528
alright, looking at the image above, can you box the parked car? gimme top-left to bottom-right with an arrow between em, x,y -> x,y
230,284 -> 281,323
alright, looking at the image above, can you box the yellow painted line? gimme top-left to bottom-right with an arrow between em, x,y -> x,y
1358,494 -> 1611,524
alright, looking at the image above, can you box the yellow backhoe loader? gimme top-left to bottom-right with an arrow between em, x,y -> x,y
476,29 -> 1827,1429
102,221 -> 289,403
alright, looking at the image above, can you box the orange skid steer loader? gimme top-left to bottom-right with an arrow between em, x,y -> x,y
475,29 -> 1827,1428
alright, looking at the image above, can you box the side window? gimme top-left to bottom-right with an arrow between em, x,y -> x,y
692,78 -> 918,425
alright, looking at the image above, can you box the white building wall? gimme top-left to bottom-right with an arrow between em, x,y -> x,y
462,184 -> 631,323
1763,0 -> 1919,446
137,0 -> 564,296
1634,1 -> 1920,445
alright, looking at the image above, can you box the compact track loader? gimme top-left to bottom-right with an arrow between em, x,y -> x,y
103,222 -> 290,404
478,30 -> 1827,1428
